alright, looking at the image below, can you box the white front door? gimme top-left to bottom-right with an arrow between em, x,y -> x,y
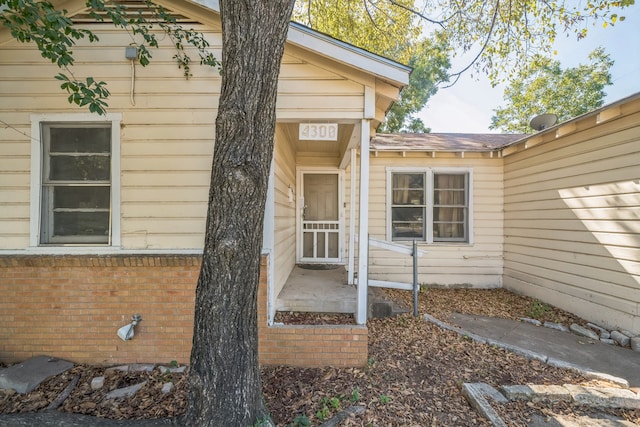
299,171 -> 343,263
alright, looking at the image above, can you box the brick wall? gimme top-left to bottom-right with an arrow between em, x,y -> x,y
257,257 -> 368,367
0,255 -> 199,365
0,254 -> 367,367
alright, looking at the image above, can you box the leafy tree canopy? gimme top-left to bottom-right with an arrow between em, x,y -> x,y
293,0 -> 451,132
410,0 -> 632,83
0,0 -> 220,114
293,0 -> 632,132
490,47 -> 614,133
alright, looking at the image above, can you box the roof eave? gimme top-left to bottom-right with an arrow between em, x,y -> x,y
184,0 -> 410,87
500,91 -> 640,154
286,22 -> 411,87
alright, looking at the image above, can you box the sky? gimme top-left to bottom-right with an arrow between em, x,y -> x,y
417,4 -> 640,133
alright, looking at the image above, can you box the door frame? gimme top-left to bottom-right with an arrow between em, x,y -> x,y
296,167 -> 345,264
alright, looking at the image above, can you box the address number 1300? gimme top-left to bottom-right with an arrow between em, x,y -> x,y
299,123 -> 338,141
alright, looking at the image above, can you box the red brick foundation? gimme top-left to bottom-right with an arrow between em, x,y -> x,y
0,254 -> 367,367
257,257 -> 368,367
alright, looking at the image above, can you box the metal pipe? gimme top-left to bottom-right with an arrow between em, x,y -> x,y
413,239 -> 418,317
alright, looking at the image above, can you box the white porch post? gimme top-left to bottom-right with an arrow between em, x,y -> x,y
356,119 -> 370,324
347,147 -> 357,285
263,157 -> 276,325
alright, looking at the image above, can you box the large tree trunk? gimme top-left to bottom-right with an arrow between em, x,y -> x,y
184,1 -> 295,426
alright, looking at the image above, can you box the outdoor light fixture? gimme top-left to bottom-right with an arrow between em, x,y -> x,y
117,314 -> 142,341
125,46 -> 138,106
125,46 -> 138,60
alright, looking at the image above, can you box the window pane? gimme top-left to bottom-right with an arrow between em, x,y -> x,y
54,187 -> 110,209
53,211 -> 110,239
434,174 -> 465,189
434,222 -> 465,239
434,189 -> 465,205
392,174 -> 424,204
392,206 -> 423,222
433,173 -> 468,241
434,207 -> 464,222
41,122 -> 113,245
393,173 -> 424,190
392,222 -> 425,239
393,189 -> 424,205
50,127 -> 111,153
392,207 -> 425,239
49,155 -> 110,181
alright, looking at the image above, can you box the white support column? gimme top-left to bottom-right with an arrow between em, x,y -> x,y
347,148 -> 357,285
356,119 -> 370,324
263,157 -> 276,324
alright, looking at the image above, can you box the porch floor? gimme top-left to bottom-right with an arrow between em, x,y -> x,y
275,265 -> 356,313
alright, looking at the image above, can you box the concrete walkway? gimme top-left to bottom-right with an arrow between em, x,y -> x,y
429,313 -> 640,388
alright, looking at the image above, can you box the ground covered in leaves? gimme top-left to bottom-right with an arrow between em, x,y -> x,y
1,289 -> 639,426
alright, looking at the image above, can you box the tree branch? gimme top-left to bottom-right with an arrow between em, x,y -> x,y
441,0 -> 500,88
387,0 -> 446,28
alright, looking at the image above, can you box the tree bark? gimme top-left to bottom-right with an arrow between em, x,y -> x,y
184,1 -> 295,426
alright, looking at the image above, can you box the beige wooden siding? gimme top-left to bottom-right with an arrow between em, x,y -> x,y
361,152 -> 504,287
0,135 -> 30,248
503,102 -> 640,333
278,51 -> 365,121
0,23 -> 367,251
272,126 -> 297,297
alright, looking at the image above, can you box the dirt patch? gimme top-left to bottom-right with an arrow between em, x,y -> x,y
274,311 -> 356,325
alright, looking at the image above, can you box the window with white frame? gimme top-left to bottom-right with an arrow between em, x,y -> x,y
388,169 -> 471,243
31,114 -> 121,246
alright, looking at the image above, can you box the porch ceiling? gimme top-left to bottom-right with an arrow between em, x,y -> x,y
280,122 -> 355,156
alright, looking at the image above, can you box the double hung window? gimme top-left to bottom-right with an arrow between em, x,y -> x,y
31,114 -> 121,247
388,169 -> 471,243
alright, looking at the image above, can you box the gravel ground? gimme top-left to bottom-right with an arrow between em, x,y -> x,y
1,288 -> 638,426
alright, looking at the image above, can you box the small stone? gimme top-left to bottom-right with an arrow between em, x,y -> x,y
501,385 -> 573,403
611,330 -> 631,347
105,381 -> 147,399
631,337 -> 640,352
564,384 -> 640,409
586,322 -> 609,335
106,365 -> 130,373
161,382 -> 174,394
621,329 -> 637,338
0,356 -> 74,394
158,365 -> 186,374
543,322 -> 568,332
600,338 -> 616,345
501,385 -> 534,401
528,385 -> 572,403
519,317 -> 542,326
462,383 -> 508,427
128,364 -> 155,372
570,324 -> 599,341
90,376 -> 104,390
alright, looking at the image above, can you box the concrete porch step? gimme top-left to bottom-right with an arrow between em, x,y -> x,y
276,291 -> 356,314
368,287 -> 410,318
275,265 -> 355,314
275,265 -> 411,318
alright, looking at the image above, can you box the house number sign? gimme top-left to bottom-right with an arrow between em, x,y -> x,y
299,123 -> 338,141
